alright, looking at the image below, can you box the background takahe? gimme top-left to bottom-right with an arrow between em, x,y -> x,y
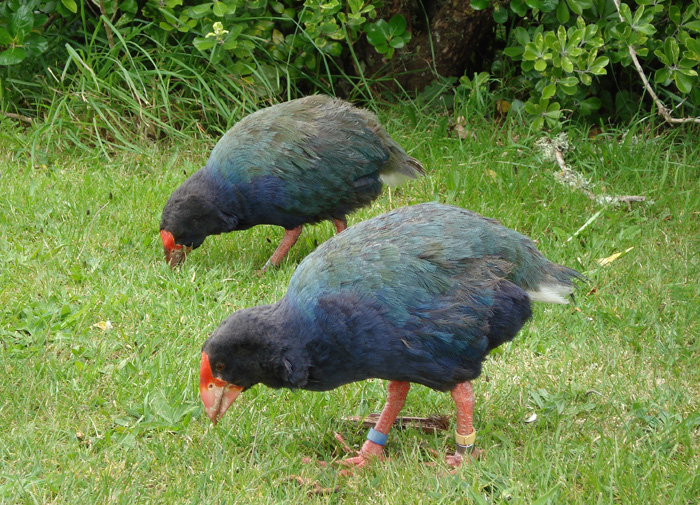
199,202 -> 584,468
160,95 -> 425,269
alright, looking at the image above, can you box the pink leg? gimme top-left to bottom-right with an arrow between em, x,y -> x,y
262,226 -> 303,271
446,381 -> 480,467
342,381 -> 410,468
332,218 -> 347,234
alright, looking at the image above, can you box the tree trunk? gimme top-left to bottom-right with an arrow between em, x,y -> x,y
355,0 -> 495,94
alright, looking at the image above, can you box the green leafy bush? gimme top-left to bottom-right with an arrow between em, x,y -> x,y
0,0 -> 52,66
0,0 -> 410,91
470,0 -> 700,127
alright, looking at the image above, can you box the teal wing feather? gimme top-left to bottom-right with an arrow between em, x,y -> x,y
290,202 -> 578,302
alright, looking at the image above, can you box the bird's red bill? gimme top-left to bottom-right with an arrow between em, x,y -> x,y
199,352 -> 242,424
160,230 -> 191,267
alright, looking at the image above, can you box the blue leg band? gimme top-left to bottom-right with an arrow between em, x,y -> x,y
366,427 -> 389,446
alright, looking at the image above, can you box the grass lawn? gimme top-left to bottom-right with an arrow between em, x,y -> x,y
1,111 -> 699,504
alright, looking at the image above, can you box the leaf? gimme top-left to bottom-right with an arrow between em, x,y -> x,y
523,45 -> 539,60
567,27 -> 584,48
654,66 -> 671,84
23,34 -> 49,57
496,99 -> 511,114
470,0 -> 490,10
589,55 -> 609,74
619,3 -> 632,23
388,14 -> 406,34
188,4 -> 212,18
193,36 -> 216,51
567,0 -> 583,16
664,37 -> 680,64
578,96 -> 601,114
514,26 -> 531,46
678,58 -> 699,74
561,56 -> 574,73
366,25 -> 387,47
0,28 -> 12,46
597,247 -> 633,266
674,71 -> 693,94
92,320 -> 114,331
510,0 -> 528,17
546,101 -> 561,113
504,46 -> 525,58
535,58 -> 548,71
684,20 -> 700,34
0,47 -> 26,65
389,37 -> 406,49
120,0 -> 139,14
61,0 -> 78,14
524,100 -> 541,115
213,2 -> 226,16
669,5 -> 681,25
540,0 -> 559,13
556,1 -> 570,24
10,4 -> 34,38
324,41 -> 343,56
493,5 -> 508,24
635,23 -> 656,36
542,82 -> 556,99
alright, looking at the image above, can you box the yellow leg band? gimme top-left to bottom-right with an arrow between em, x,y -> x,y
455,429 -> 476,447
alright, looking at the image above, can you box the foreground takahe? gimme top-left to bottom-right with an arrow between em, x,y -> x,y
160,95 -> 425,269
199,203 -> 584,468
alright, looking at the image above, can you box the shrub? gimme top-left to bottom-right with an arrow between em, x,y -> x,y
469,0 -> 700,127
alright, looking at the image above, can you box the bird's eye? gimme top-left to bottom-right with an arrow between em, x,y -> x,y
215,362 -> 225,372
208,383 -> 213,390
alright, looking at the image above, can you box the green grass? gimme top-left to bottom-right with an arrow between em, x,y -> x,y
1,111 -> 699,504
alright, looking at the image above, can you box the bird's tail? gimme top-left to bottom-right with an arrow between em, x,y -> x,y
525,264 -> 587,305
379,150 -> 426,187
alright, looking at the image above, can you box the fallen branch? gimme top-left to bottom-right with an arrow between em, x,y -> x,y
3,112 -> 33,124
341,414 -> 450,434
611,0 -> 700,126
537,133 -> 648,208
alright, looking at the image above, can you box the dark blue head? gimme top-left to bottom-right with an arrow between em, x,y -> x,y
160,169 -> 239,266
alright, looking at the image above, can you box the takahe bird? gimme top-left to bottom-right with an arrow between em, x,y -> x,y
160,95 -> 425,269
199,202 -> 584,468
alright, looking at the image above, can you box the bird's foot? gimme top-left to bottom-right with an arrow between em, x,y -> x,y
334,433 -> 385,474
301,433 -> 384,475
445,447 -> 483,470
423,446 -> 482,473
256,260 -> 273,276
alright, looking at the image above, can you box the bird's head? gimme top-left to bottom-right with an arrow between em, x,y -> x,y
198,306 -> 305,424
160,185 -> 238,268
198,310 -> 268,424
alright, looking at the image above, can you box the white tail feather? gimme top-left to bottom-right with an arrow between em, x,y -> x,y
379,171 -> 413,187
526,284 -> 573,304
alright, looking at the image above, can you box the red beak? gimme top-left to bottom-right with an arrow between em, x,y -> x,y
199,352 -> 243,424
160,230 -> 191,268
